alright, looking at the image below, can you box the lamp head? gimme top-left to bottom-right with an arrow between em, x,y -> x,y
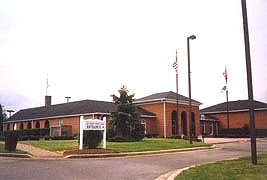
188,35 -> 196,40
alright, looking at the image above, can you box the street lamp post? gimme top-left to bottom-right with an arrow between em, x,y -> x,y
187,35 -> 196,144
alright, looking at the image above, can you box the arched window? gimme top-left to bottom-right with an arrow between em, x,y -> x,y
20,122 -> 24,130
27,122 -> 32,129
171,111 -> 177,135
44,120 -> 50,128
181,111 -> 187,135
35,120 -> 40,129
191,112 -> 196,136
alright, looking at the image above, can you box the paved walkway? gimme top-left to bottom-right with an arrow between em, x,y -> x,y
16,143 -> 63,159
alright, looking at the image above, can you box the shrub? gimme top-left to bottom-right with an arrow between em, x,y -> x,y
44,136 -> 51,140
51,136 -> 74,140
19,135 -> 40,141
83,130 -> 103,149
145,134 -> 153,138
3,128 -> 50,139
4,134 -> 19,151
108,135 -> 144,142
218,125 -> 250,138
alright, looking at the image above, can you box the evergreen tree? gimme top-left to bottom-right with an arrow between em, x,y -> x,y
108,86 -> 144,141
0,104 -> 7,133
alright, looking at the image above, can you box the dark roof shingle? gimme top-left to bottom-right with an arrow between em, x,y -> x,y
6,100 -> 155,122
201,100 -> 267,114
135,91 -> 201,104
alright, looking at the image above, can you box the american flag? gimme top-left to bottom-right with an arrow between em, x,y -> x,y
223,67 -> 228,81
172,50 -> 178,74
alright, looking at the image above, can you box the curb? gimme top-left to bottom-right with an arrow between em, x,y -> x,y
0,153 -> 32,158
64,145 -> 216,159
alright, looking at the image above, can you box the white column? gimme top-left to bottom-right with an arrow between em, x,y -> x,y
103,117 -> 106,149
163,101 -> 166,138
79,116 -> 84,150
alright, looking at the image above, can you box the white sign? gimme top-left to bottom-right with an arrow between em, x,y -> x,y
79,116 -> 106,150
83,119 -> 105,130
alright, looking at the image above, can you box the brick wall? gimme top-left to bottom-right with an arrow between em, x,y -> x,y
208,110 -> 267,129
138,101 -> 201,137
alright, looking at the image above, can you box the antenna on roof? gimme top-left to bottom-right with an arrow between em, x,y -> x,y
46,74 -> 50,96
65,96 -> 71,103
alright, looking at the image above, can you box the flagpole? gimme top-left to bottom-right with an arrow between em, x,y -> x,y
175,50 -> 179,136
172,50 -> 179,136
224,66 -> 230,129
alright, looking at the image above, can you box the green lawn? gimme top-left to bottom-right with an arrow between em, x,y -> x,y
21,138 -> 211,152
175,154 -> 267,180
0,143 -> 27,154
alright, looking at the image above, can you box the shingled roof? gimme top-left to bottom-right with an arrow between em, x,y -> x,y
135,91 -> 201,105
201,100 -> 267,114
6,100 -> 156,122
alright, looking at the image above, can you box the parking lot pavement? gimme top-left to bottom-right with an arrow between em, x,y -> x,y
202,137 -> 250,144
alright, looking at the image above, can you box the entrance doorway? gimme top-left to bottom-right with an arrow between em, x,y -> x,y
181,111 -> 187,135
171,111 -> 177,135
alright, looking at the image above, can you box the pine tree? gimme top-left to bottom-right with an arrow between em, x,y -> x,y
108,86 -> 144,141
0,104 -> 6,133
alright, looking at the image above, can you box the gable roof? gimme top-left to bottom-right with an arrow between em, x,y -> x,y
6,100 -> 156,122
201,100 -> 267,114
135,91 -> 201,105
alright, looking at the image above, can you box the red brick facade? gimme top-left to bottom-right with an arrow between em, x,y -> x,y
136,101 -> 201,137
207,110 -> 267,129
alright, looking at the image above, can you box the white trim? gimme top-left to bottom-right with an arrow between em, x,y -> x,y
139,115 -> 156,118
4,112 -> 111,123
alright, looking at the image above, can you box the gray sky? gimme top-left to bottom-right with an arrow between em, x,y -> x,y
0,0 -> 266,113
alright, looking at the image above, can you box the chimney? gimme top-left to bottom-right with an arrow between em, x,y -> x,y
45,96 -> 52,106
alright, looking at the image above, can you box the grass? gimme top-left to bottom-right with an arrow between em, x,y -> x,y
20,138 -> 211,152
0,143 -> 27,154
175,153 -> 267,180
21,139 -> 78,151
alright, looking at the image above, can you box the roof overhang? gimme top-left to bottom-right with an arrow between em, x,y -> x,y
135,98 -> 202,106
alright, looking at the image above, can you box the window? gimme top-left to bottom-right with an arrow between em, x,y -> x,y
140,119 -> 146,134
35,121 -> 40,128
201,121 -> 206,135
27,122 -> 32,129
44,120 -> 50,128
209,123 -> 214,135
58,119 -> 63,126
20,122 -> 24,130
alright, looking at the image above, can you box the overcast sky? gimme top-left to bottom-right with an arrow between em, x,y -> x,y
0,0 -> 266,113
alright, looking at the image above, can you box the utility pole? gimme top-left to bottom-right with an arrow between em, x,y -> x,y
241,0 -> 257,165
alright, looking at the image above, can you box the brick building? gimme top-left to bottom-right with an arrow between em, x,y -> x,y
3,91 -> 202,138
201,100 -> 267,135
135,91 -> 201,137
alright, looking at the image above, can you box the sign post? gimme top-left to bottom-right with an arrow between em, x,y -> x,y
79,116 -> 106,150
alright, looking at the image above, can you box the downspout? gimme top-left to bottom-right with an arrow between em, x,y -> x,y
163,100 -> 166,138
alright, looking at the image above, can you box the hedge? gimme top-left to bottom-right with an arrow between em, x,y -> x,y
218,125 -> 267,138
3,128 -> 50,139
